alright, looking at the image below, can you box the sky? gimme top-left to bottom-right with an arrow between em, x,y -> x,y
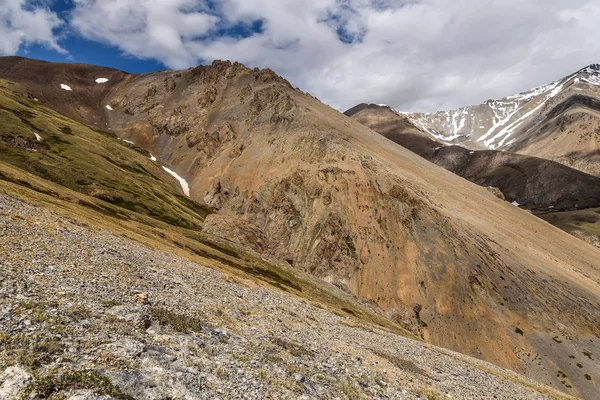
1,0 -> 600,113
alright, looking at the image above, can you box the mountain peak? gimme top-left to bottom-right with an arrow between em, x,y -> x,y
578,63 -> 600,75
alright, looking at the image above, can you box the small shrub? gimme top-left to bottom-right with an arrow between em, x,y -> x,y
271,337 -> 314,358
23,370 -> 133,399
150,307 -> 203,333
59,126 -> 73,135
371,349 -> 429,378
515,327 -> 524,335
584,374 -> 592,381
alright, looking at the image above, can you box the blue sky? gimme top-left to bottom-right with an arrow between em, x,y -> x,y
2,0 -> 600,112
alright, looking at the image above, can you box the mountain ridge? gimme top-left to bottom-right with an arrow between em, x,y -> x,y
1,56 -> 600,399
389,64 -> 600,153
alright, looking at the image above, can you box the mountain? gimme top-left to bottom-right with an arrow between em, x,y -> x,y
345,103 -> 600,213
1,57 -> 600,399
398,65 -> 600,176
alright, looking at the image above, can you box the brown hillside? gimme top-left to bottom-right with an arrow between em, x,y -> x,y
2,57 -> 599,399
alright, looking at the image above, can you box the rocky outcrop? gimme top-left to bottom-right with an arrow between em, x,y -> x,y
0,193 -> 572,400
0,366 -> 33,399
202,213 -> 276,255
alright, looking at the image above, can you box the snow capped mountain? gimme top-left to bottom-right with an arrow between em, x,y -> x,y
397,64 -> 600,150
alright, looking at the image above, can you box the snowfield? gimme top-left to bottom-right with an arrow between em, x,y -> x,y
95,78 -> 109,83
401,64 -> 600,150
162,166 -> 190,196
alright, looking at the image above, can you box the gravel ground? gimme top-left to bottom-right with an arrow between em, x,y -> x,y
0,193 -> 570,399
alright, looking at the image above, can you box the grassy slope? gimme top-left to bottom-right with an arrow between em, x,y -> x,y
0,79 -> 210,229
0,79 -> 412,338
538,208 -> 600,247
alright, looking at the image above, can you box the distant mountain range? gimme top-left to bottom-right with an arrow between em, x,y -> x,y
378,64 -> 600,176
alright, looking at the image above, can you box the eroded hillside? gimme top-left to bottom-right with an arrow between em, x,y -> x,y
1,57 -> 600,398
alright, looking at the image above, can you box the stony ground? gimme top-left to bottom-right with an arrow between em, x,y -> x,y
0,193 -> 571,399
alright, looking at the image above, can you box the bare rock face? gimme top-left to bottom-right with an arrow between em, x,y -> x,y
0,366 -> 33,398
202,214 -> 274,255
97,61 -> 600,399
486,186 -> 506,200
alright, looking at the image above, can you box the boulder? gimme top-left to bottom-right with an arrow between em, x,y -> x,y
0,366 -> 32,398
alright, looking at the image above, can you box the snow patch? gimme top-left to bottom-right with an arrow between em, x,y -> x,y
511,201 -> 520,207
162,166 -> 190,196
60,84 -> 72,91
33,132 -> 42,142
119,138 -> 135,145
149,154 -> 157,162
95,78 -> 109,84
105,105 -> 113,110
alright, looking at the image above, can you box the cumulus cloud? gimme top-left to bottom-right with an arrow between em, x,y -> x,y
70,0 -> 219,69
0,0 -> 65,55
65,0 -> 600,111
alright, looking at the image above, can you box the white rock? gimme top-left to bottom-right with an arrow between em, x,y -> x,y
0,366 -> 33,398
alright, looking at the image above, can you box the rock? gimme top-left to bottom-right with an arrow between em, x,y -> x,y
102,338 -> 145,359
66,389 -> 115,400
293,372 -> 305,383
134,293 -> 149,305
485,186 -> 506,200
202,214 -> 273,255
0,366 -> 33,398
106,305 -> 150,328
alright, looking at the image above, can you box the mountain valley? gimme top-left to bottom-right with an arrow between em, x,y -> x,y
1,56 -> 599,399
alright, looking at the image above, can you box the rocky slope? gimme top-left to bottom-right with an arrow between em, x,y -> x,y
0,192 -> 574,400
397,65 -> 600,176
1,57 -> 600,398
346,103 -> 600,212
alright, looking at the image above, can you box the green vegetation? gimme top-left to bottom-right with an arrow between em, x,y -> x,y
0,79 -> 211,230
23,369 -> 134,400
150,307 -> 204,333
0,333 -> 62,371
271,337 -> 314,358
515,327 -> 524,335
584,373 -> 592,381
371,349 -> 429,378
538,207 -> 600,244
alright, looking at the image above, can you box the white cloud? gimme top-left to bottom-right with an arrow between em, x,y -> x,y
68,0 -> 600,112
70,0 -> 219,69
0,0 -> 65,55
